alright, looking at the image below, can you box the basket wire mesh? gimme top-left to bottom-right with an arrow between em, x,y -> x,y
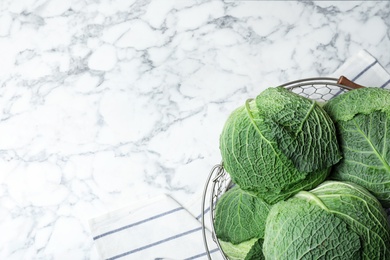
201,76 -> 363,259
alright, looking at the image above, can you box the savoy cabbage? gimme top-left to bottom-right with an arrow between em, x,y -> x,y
324,87 -> 390,207
214,186 -> 270,259
214,86 -> 390,259
219,87 -> 340,203
263,181 -> 390,259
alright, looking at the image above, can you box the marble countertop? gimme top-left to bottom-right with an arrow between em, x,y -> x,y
1,0 -> 390,259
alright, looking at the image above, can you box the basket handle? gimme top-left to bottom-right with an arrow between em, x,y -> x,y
337,76 -> 365,89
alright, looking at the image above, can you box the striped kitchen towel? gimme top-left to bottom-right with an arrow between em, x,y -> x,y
89,49 -> 390,260
89,194 -> 223,260
330,49 -> 390,89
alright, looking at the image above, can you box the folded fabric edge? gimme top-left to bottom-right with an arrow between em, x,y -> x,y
88,194 -> 171,227
88,192 -> 222,260
88,193 -> 213,233
357,49 -> 390,73
332,49 -> 390,88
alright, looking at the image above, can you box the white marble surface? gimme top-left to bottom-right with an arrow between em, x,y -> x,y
0,0 -> 390,259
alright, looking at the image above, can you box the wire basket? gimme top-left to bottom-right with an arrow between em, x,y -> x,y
200,76 -> 365,260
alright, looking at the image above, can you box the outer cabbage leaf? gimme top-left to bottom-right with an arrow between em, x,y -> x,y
256,87 -> 341,172
263,197 -> 361,259
310,181 -> 390,259
244,239 -> 264,260
324,87 -> 390,121
256,166 -> 330,204
220,96 -> 331,203
214,186 -> 270,244
324,87 -> 390,207
218,238 -> 264,260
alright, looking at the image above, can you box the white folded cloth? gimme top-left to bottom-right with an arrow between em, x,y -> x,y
89,194 -> 223,260
89,49 -> 390,260
330,49 -> 390,89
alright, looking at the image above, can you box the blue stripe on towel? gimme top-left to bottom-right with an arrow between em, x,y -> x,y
196,206 -> 209,220
184,248 -> 220,260
333,60 -> 377,97
106,227 -> 203,260
380,78 -> 390,88
93,207 -> 184,240
352,60 -> 377,81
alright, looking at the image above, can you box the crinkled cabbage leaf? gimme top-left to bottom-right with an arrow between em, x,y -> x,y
263,181 -> 390,259
324,87 -> 390,207
219,238 -> 264,260
214,186 -> 270,259
220,87 -> 340,203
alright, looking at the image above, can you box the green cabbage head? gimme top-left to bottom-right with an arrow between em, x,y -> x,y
220,87 -> 341,203
214,186 -> 270,259
324,87 -> 390,207
263,181 -> 390,259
